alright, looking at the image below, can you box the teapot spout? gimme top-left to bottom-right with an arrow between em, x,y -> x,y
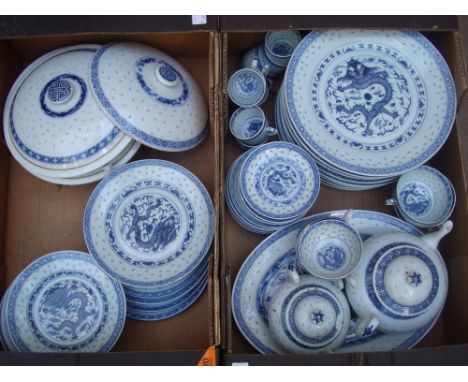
422,221 -> 453,249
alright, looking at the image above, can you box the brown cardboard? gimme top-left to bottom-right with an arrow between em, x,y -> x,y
220,27 -> 468,360
0,31 -> 220,360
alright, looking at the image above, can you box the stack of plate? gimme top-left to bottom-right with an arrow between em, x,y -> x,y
84,159 -> 214,321
276,30 -> 456,190
0,251 -> 126,352
3,42 -> 208,185
225,141 -> 320,234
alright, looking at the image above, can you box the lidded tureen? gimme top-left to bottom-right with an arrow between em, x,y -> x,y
346,221 -> 452,336
268,271 -> 351,354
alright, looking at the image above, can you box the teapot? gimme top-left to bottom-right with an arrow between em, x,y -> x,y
345,221 -> 452,336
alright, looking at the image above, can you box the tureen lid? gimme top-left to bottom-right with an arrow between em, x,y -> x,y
89,42 -> 208,152
3,44 -> 126,172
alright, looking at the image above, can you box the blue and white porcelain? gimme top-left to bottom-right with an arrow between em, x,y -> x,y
228,66 -> 269,107
232,210 -> 444,355
276,30 -> 456,190
346,221 -> 451,336
267,272 -> 351,354
90,42 -> 208,152
386,166 -> 456,228
0,251 -> 126,352
230,106 -> 277,147
3,44 -> 135,183
29,139 -> 141,186
239,142 -> 320,220
84,159 -> 214,289
297,215 -> 362,281
264,31 -> 302,67
242,44 -> 285,78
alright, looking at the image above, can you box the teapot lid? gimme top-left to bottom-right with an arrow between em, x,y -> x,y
281,283 -> 348,348
369,243 -> 440,317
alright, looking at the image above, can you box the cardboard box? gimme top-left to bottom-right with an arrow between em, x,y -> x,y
219,17 -> 468,365
0,17 -> 221,365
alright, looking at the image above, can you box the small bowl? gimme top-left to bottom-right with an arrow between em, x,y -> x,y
264,31 -> 302,67
386,166 -> 455,227
297,218 -> 363,280
227,68 -> 268,107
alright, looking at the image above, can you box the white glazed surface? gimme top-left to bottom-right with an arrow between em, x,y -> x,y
297,219 -> 362,279
231,210 -> 442,355
3,44 -> 132,177
90,42 -> 208,152
345,231 -> 448,334
240,142 -> 320,219
268,275 -> 350,354
228,68 -> 268,107
1,251 -> 126,352
283,30 -> 456,177
396,166 -> 455,225
84,159 -> 214,288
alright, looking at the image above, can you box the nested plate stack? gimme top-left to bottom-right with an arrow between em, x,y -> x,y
0,251 -> 126,352
226,141 -> 320,234
3,42 -> 208,185
276,30 -> 456,190
84,159 -> 214,321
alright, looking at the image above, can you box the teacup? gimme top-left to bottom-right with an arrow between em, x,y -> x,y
296,211 -> 362,288
264,31 -> 302,67
385,166 -> 455,228
242,43 -> 285,78
229,106 -> 277,147
228,60 -> 270,107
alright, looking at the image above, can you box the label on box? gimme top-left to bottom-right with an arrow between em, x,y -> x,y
192,15 -> 207,25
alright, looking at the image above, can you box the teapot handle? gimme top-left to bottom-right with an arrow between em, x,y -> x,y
355,317 -> 379,337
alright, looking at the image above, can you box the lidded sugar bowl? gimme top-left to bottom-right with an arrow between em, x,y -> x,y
268,271 -> 351,354
346,221 -> 452,336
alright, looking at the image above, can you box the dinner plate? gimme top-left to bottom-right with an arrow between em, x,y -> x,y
84,159 -> 214,288
232,210 -> 442,354
283,30 -> 456,178
2,251 -> 126,352
3,44 -> 131,178
90,42 -> 208,152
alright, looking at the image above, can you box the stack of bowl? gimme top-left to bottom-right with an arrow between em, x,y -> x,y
83,159 -> 215,321
3,42 -> 208,185
0,251 -> 126,352
225,141 -> 320,234
275,29 -> 456,190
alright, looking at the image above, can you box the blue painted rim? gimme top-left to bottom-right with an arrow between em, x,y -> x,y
240,141 -> 320,219
4,251 -> 126,352
126,277 -> 208,321
284,30 -> 456,176
83,159 -> 214,287
90,43 -> 208,151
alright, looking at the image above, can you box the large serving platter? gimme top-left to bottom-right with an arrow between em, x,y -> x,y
281,30 -> 456,179
232,210 -> 442,354
84,159 -> 214,288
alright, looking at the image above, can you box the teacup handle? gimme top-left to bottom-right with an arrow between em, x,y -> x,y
385,198 -> 397,206
265,127 -> 278,136
345,276 -> 358,288
355,317 -> 379,337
